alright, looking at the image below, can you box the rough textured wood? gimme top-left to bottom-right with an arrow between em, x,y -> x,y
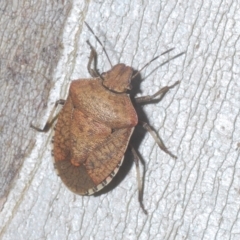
0,1 -> 71,199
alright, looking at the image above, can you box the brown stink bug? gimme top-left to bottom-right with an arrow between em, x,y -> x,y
31,22 -> 184,214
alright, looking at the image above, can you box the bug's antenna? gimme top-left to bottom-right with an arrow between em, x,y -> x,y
85,21 -> 113,68
132,49 -> 185,80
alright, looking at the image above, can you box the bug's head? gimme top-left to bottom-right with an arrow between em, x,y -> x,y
101,63 -> 133,93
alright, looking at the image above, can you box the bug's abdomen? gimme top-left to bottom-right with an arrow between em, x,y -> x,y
54,94 -> 135,195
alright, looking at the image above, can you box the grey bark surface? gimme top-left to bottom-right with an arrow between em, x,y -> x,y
0,0 -> 72,198
0,0 -> 240,240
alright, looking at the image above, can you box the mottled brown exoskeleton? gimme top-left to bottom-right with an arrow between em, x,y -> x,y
31,22 -> 184,214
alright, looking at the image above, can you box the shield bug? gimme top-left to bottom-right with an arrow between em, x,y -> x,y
31,22 -> 184,214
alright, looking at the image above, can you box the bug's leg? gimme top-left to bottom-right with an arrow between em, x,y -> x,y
86,40 -> 100,78
30,99 -> 65,132
139,121 -> 177,159
130,145 -> 148,215
135,81 -> 179,104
